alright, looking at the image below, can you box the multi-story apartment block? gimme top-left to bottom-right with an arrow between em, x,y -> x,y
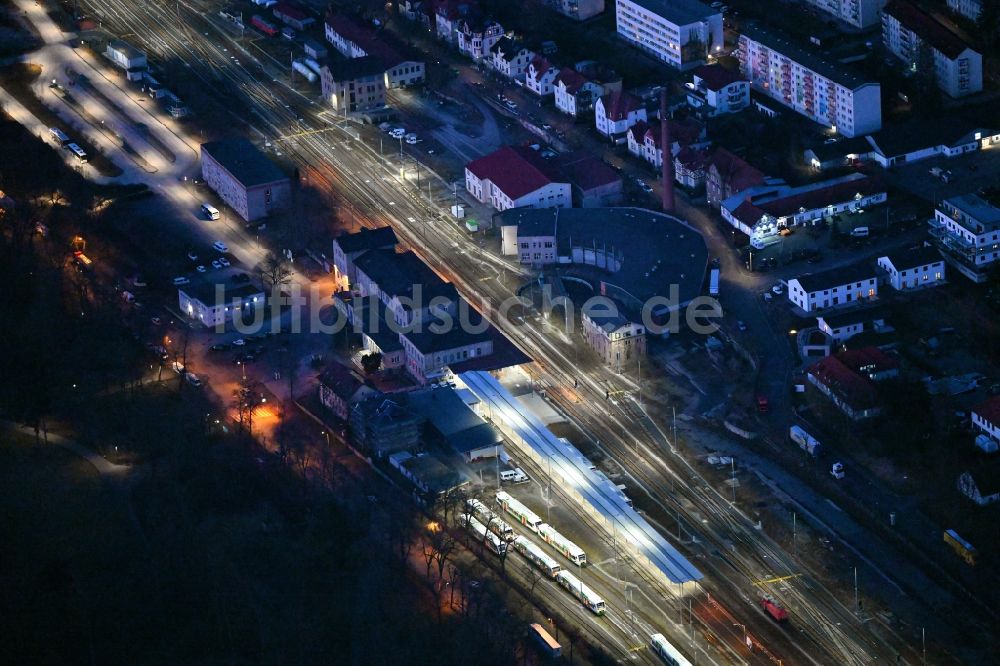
685,64 -> 749,117
615,0 -> 723,71
200,138 -> 290,222
320,56 -> 387,114
947,0 -> 982,21
737,25 -> 882,137
929,193 -> 1000,283
457,16 -> 504,61
882,0 -> 982,98
801,0 -> 888,29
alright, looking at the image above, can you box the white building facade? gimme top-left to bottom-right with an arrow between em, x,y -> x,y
788,268 -> 879,312
457,18 -> 504,61
802,0 -> 888,28
947,0 -> 982,21
876,248 -> 945,290
178,285 -> 265,328
737,26 -> 882,137
595,92 -> 647,144
615,0 -> 723,71
929,193 -> 1000,283
489,38 -> 535,80
526,57 -> 559,97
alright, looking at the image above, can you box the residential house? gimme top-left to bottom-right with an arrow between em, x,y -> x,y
595,91 -> 646,144
801,0 -> 888,28
318,362 -> 377,421
489,37 -> 535,80
788,263 -> 879,313
554,68 -> 603,116
435,0 -> 476,43
720,173 -> 887,244
877,246 -> 946,290
465,145 -> 571,211
673,146 -> 711,189
400,0 -> 436,27
929,193 -> 1000,283
615,0 -> 724,70
332,226 -> 399,292
200,138 -> 291,222
971,396 -> 1000,448
957,466 -> 1000,505
807,347 -> 898,420
737,24 -> 882,137
582,307 -> 646,367
882,0 -> 982,98
817,307 -> 888,344
526,56 -> 559,97
706,148 -> 766,209
320,56 -> 387,114
350,395 -> 423,457
686,64 -> 749,117
627,117 -> 709,169
178,283 -> 265,328
457,16 -> 504,61
947,0 -> 982,21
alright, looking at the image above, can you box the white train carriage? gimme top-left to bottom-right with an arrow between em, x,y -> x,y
650,633 -> 692,666
464,514 -> 507,556
467,498 -> 515,541
496,490 -> 543,532
555,570 -> 605,615
512,536 -> 561,578
538,523 -> 587,566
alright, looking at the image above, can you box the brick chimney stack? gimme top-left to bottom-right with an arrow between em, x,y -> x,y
660,88 -> 675,214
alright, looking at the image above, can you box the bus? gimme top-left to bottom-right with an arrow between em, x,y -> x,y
496,491 -> 543,532
555,570 -> 605,615
463,514 -> 507,556
944,529 -> 977,565
49,127 -> 71,145
650,633 -> 692,666
538,523 -> 587,566
529,623 -> 561,658
66,143 -> 88,163
512,536 -> 561,578
467,499 -> 515,542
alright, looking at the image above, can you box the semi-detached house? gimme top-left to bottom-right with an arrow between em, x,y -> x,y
595,90 -> 647,144
526,56 -> 559,97
877,246 -> 945,290
553,67 -> 604,117
788,263 -> 879,313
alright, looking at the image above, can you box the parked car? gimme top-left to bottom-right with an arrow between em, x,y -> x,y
211,260 -> 222,270
187,251 -> 198,261
218,257 -> 231,267
737,320 -> 748,332
771,284 -> 784,295
232,338 -> 246,346
213,241 -> 228,253
172,277 -> 190,286
184,373 -> 202,387
196,265 -> 207,273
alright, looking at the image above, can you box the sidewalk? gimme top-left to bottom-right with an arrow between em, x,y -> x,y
2,421 -> 130,478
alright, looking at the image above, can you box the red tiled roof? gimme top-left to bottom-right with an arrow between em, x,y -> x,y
675,146 -> 711,170
758,176 -> 884,219
709,148 -> 766,192
973,396 -> 1000,427
435,0 -> 475,20
730,199 -> 766,226
466,146 -> 563,200
319,362 -> 365,401
550,151 -> 621,191
643,118 -> 705,150
599,90 -> 641,121
529,56 -> 552,81
555,67 -> 589,94
693,63 -> 744,91
808,355 -> 879,409
884,0 -> 974,60
627,120 -> 649,143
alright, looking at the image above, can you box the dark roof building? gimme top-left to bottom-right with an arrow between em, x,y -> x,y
201,138 -> 287,188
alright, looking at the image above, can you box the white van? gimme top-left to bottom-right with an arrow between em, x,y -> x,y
201,203 -> 221,220
850,226 -> 869,238
500,468 -> 529,484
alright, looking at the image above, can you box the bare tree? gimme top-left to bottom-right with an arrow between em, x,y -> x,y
258,251 -> 291,298
232,377 -> 263,433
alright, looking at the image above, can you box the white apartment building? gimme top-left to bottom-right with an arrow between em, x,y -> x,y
615,0 -> 723,71
457,17 -> 504,61
882,0 -> 982,98
947,0 -> 982,21
877,246 -> 945,290
737,25 -> 882,137
929,193 -> 1000,283
787,264 -> 879,313
686,64 -> 749,117
802,0 -> 888,29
